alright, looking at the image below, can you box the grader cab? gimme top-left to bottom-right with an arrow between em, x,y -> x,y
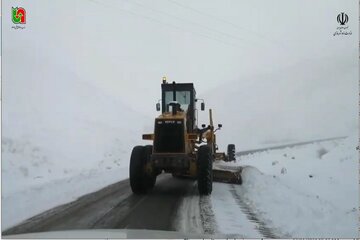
129,77 -> 241,195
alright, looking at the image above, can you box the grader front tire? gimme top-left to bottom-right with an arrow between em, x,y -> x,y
227,144 -> 236,162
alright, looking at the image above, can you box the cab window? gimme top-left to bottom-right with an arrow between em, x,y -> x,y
165,91 -> 191,111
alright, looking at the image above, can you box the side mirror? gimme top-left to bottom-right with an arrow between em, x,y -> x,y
156,103 -> 160,111
218,124 -> 222,128
201,102 -> 205,111
201,124 -> 206,128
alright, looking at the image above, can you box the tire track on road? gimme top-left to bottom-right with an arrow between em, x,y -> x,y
199,195 -> 218,235
229,184 -> 281,238
174,182 -> 218,236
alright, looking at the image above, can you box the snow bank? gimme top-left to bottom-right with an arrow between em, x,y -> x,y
231,136 -> 358,237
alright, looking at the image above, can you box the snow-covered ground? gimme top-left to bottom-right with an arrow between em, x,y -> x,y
2,3 -> 153,228
210,135 -> 358,237
1,44 -> 149,229
1,73 -> 150,229
2,104 -> 144,230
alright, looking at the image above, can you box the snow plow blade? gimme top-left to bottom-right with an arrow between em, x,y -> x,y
212,165 -> 242,184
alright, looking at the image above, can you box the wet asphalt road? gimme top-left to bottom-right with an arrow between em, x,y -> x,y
3,174 -> 196,236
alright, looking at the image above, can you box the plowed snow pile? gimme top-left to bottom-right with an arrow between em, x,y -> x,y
214,136 -> 358,237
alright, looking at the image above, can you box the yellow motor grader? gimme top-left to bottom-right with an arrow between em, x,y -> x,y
129,78 -> 242,195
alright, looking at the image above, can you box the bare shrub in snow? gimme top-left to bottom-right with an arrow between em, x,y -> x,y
317,148 -> 329,159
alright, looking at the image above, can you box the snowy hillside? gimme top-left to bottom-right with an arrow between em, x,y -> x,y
2,65 -> 149,229
2,75 -> 148,229
212,135 -> 358,237
200,57 -> 357,151
2,19 -> 151,229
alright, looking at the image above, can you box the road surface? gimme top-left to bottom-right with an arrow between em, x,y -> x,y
3,172 -> 279,238
3,174 -> 198,236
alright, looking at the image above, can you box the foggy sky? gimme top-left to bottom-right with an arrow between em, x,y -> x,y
2,0 -> 358,149
4,0 -> 357,112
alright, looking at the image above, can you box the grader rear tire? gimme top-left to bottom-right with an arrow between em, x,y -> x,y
227,144 -> 236,162
144,145 -> 156,189
197,145 -> 213,195
130,146 -> 147,194
130,145 -> 156,194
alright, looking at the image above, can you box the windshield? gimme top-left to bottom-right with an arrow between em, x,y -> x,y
164,91 -> 191,111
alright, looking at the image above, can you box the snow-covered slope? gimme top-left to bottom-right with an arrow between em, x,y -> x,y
2,59 -> 148,229
2,18 -> 151,229
200,57 -> 357,151
213,136 -> 358,237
